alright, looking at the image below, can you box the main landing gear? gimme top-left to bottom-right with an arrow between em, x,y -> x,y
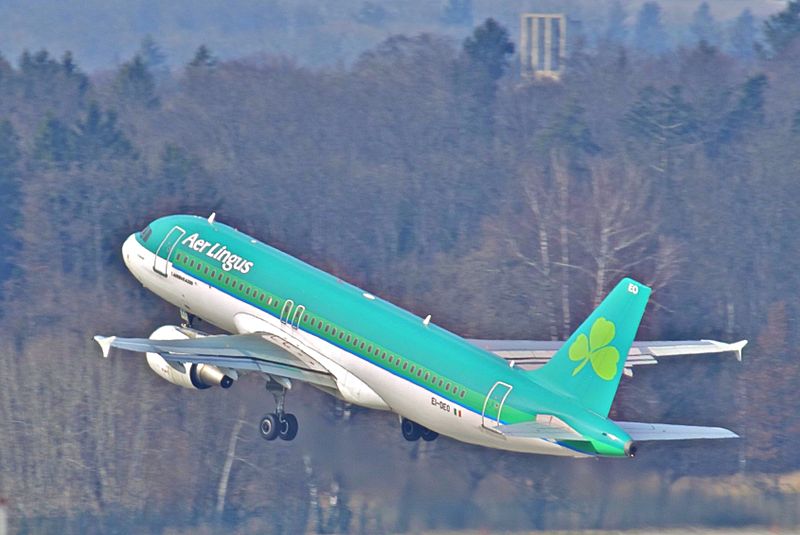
401,417 -> 438,442
260,378 -> 299,442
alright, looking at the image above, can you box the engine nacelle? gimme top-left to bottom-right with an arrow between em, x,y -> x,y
145,325 -> 236,390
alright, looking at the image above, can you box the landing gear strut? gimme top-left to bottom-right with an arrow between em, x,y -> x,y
260,378 -> 299,442
401,418 -> 438,442
179,309 -> 197,328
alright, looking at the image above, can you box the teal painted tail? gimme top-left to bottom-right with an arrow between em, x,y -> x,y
531,278 -> 651,417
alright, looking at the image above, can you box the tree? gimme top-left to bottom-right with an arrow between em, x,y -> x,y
763,0 -> 800,56
32,115 -> 75,166
188,44 -> 217,69
138,34 -> 167,72
728,9 -> 758,61
604,1 -> 628,46
113,54 -> 158,108
458,18 -> 514,132
74,101 -> 134,163
690,2 -> 721,47
633,2 -> 670,55
0,120 -> 21,293
462,18 -> 514,84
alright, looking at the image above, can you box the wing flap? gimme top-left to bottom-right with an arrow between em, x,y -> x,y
615,421 -> 739,441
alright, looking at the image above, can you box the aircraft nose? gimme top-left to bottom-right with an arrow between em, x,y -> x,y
121,233 -> 136,271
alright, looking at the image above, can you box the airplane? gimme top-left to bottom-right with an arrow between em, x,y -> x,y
95,214 -> 744,458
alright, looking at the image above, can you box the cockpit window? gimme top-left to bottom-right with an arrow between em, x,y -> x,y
141,225 -> 153,242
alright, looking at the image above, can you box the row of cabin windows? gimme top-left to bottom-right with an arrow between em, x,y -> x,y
297,311 -> 468,400
175,252 -> 282,310
174,251 -> 468,400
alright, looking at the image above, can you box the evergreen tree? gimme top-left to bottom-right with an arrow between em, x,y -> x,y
728,9 -> 759,61
459,19 -> 514,134
0,120 -> 21,291
716,74 -> 767,147
764,0 -> 800,56
462,18 -> 514,85
113,54 -> 158,108
74,102 -> 134,163
188,45 -> 217,69
690,2 -> 720,47
32,115 -> 75,167
604,1 -> 628,46
138,34 -> 167,72
633,2 -> 670,55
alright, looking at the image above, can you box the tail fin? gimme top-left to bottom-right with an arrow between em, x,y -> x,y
531,278 -> 651,416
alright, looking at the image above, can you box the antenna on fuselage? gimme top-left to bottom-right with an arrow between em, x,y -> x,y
208,212 -> 216,225
423,314 -> 431,326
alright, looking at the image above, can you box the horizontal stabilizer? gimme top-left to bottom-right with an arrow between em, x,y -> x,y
495,417 -> 583,441
615,421 -> 739,441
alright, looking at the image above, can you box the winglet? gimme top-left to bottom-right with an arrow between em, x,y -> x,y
93,335 -> 116,358
731,339 -> 747,362
703,339 -> 747,362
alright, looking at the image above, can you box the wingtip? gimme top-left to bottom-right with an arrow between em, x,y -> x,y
732,340 -> 747,362
93,335 -> 116,358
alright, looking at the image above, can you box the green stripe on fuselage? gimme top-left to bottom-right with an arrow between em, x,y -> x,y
138,215 -> 628,456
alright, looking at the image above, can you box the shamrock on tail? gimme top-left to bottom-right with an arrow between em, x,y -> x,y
568,317 -> 619,381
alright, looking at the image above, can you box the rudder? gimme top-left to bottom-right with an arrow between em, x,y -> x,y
531,278 -> 651,416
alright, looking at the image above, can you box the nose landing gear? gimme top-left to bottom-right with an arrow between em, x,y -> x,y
260,377 -> 299,442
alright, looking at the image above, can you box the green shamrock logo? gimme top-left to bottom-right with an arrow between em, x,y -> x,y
568,317 -> 619,381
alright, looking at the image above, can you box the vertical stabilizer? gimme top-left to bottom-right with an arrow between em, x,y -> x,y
531,278 -> 651,416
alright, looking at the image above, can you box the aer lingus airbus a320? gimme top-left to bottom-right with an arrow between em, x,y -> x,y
95,214 -> 744,457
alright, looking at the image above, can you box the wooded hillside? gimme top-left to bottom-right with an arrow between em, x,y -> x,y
1,4 -> 800,533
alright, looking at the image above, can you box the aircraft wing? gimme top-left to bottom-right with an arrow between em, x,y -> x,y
469,338 -> 746,375
614,421 -> 739,441
94,332 -> 338,390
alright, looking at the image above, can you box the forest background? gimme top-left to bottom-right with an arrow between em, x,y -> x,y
1,1 -> 799,533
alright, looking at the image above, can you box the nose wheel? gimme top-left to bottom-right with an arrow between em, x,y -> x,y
260,378 -> 299,442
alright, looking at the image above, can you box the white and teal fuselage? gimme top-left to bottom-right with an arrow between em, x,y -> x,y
120,215 -> 646,457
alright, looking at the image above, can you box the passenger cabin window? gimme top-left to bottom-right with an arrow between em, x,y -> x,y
141,226 -> 153,242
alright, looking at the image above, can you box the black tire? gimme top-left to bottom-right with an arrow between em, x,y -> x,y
421,428 -> 439,442
401,418 -> 421,441
278,413 -> 299,441
259,413 -> 279,441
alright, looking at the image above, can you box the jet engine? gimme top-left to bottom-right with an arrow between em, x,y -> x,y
145,325 -> 236,390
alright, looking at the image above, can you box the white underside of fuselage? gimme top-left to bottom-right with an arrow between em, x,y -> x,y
123,235 -> 585,457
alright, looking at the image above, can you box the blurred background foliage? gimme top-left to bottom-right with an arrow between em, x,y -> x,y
1,1 -> 800,533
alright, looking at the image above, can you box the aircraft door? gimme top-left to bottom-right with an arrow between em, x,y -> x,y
154,226 -> 185,277
280,299 -> 294,325
481,381 -> 513,430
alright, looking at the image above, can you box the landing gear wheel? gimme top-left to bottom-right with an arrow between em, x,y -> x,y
401,418 -> 421,441
278,413 -> 299,441
421,428 -> 439,442
259,413 -> 279,441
